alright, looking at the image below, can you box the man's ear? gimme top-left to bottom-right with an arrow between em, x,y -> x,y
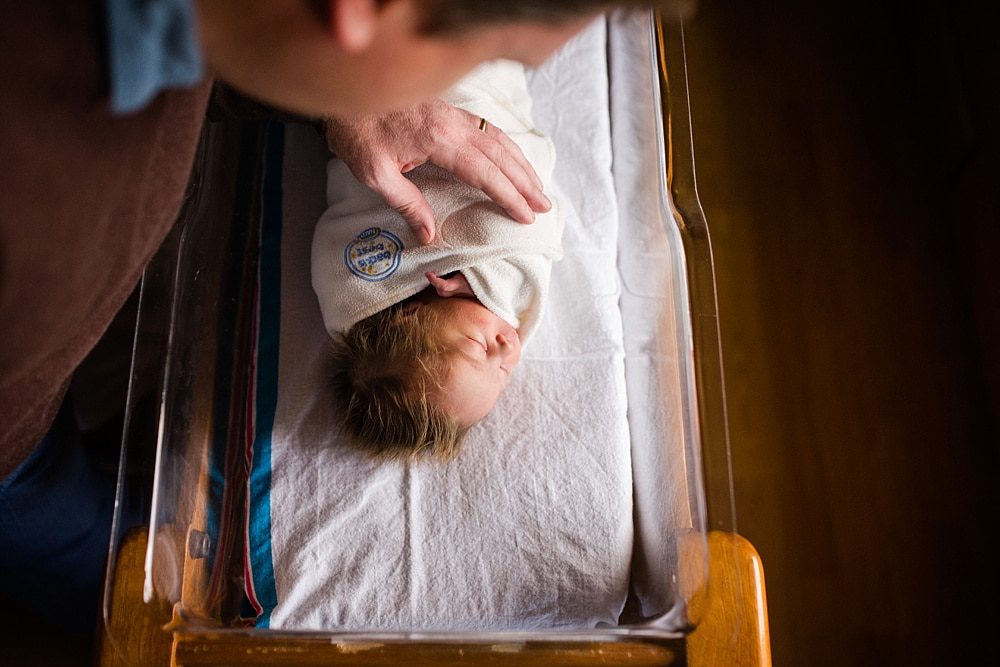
326,0 -> 380,53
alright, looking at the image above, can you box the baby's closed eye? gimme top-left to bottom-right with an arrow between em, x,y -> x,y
466,336 -> 488,357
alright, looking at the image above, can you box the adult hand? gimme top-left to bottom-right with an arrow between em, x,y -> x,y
323,99 -> 551,244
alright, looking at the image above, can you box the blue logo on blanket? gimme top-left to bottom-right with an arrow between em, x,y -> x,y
344,227 -> 404,281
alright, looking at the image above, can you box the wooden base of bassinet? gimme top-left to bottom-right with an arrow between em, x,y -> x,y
99,528 -> 770,667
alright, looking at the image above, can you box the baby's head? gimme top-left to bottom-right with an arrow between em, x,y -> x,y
331,280 -> 522,460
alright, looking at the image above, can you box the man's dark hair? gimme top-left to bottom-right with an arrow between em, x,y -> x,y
418,0 -> 665,33
307,1 -> 685,35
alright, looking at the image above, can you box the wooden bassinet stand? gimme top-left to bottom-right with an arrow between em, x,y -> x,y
100,528 -> 769,666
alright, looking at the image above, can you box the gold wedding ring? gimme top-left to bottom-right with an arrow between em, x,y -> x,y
478,117 -> 489,132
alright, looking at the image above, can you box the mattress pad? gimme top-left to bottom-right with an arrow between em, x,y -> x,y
246,18 -> 636,630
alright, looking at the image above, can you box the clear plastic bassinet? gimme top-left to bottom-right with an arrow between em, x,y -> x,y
100,11 -> 758,667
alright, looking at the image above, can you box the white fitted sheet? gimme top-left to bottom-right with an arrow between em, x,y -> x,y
249,12 -> 696,631
261,17 -> 637,631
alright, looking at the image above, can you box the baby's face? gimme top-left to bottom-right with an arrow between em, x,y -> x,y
422,295 -> 522,427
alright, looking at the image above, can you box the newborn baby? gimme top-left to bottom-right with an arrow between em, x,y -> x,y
312,60 -> 564,459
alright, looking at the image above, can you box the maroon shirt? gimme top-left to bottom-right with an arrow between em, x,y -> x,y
0,1 -> 212,476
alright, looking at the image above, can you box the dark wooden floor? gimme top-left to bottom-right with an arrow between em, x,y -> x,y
683,1 -> 1000,664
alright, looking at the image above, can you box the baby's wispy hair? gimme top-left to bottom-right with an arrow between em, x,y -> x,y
329,302 -> 469,460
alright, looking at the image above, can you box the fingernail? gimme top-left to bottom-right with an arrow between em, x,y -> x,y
421,225 -> 433,244
541,193 -> 552,211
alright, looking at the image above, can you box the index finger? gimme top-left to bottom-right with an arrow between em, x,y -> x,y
369,164 -> 437,243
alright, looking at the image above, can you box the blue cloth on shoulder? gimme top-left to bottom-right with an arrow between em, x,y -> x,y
105,0 -> 204,114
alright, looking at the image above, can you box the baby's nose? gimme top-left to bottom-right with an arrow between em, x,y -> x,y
495,333 -> 520,364
496,333 -> 516,353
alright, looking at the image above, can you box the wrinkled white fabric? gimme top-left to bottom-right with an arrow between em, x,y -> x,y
265,18 -> 635,631
312,60 -> 564,342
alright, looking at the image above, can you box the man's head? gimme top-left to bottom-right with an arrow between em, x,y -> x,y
195,0 -> 678,117
331,286 -> 522,460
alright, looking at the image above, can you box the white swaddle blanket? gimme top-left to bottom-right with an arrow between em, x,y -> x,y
312,60 -> 564,340
251,18 -> 633,631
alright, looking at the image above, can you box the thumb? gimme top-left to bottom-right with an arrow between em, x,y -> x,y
371,167 -> 437,244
